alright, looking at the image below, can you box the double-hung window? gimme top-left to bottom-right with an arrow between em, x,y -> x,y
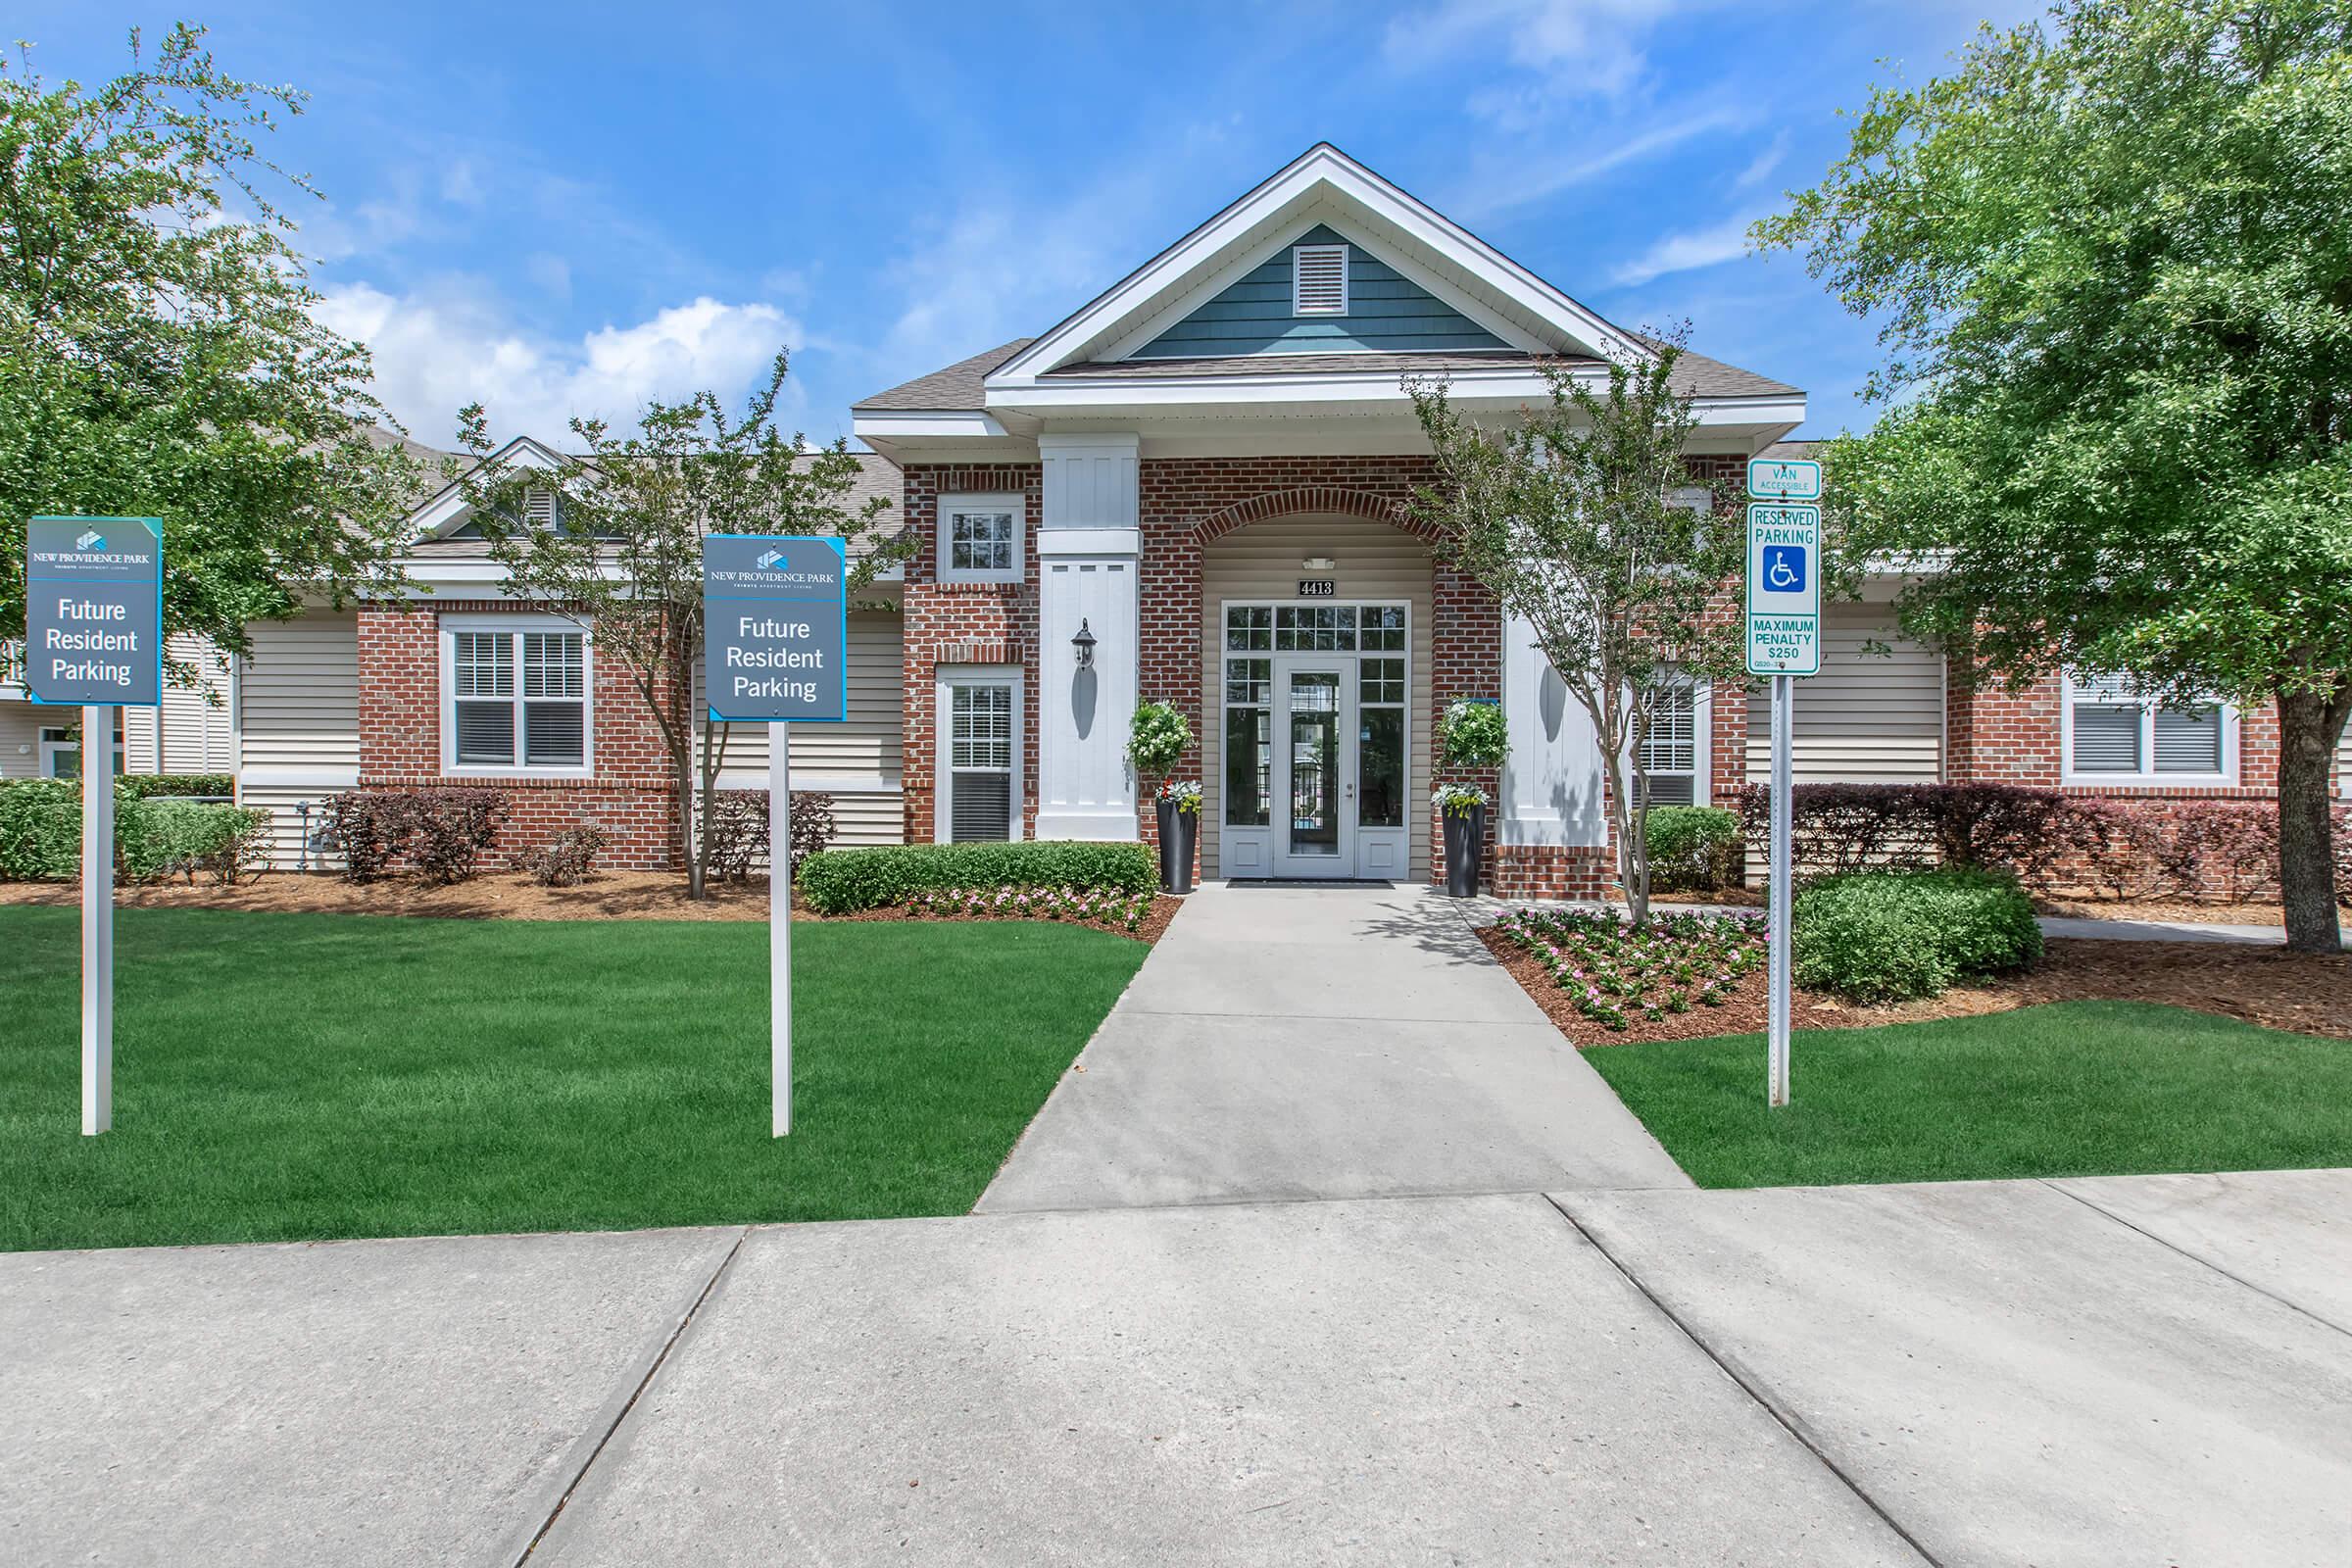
1638,681 -> 1700,807
2064,674 -> 2232,783
444,618 -> 591,775
939,667 -> 1021,841
938,493 -> 1024,584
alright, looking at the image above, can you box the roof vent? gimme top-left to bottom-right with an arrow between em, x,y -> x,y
1292,243 -> 1348,317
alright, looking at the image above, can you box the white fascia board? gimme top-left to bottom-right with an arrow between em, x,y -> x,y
992,373 -> 1799,426
849,410 -> 1013,441
407,435 -> 571,540
990,144 -> 1643,386
392,557 -> 634,594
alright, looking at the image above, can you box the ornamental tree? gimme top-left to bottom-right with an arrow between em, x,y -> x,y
0,25 -> 427,674
1759,0 -> 2352,952
1407,332 -> 1738,925
457,353 -> 905,899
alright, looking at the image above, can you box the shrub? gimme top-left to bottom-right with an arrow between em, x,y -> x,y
519,827 -> 608,888
1493,906 -> 1766,1030
1644,806 -> 1743,892
119,801 -> 272,884
119,773 -> 234,800
0,780 -> 85,880
1438,698 -> 1508,769
906,884 -> 1154,933
798,840 -> 1156,914
2156,801 -> 2278,903
1792,867 -> 2042,1004
704,790 -> 837,882
322,787 -> 507,883
404,788 -> 507,884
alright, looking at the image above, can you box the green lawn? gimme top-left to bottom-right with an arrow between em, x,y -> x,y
0,906 -> 1146,1251
1586,1001 -> 2352,1189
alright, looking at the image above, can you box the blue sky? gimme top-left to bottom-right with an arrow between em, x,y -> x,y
23,1 -> 2043,450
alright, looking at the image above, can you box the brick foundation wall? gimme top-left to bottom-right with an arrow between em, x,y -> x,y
356,603 -> 682,870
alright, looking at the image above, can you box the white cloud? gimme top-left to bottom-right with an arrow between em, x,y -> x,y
1447,105 -> 1747,219
1733,128 -> 1790,191
1388,0 -> 1684,105
315,282 -> 800,445
1610,213 -> 1758,286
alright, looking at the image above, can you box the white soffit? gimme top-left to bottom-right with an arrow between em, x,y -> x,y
987,144 -> 1642,390
407,434 -> 569,540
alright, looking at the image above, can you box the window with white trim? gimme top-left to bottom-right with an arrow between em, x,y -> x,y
938,493 -> 1024,584
940,668 -> 1020,841
1292,243 -> 1348,316
1638,680 -> 1699,806
444,621 -> 591,774
2064,674 -> 2233,782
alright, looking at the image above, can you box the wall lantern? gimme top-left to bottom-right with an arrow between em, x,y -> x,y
1071,618 -> 1098,669
1301,556 -> 1337,571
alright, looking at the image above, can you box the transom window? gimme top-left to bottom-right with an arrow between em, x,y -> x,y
2065,675 -> 2232,782
1224,603 -> 1409,654
445,622 -> 590,774
939,493 -> 1024,584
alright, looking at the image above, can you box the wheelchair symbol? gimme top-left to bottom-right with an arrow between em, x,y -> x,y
1764,545 -> 1807,594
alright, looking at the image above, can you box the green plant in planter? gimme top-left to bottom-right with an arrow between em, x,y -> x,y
1438,699 -> 1508,770
1127,701 -> 1194,782
1432,783 -> 1491,817
1159,780 -> 1202,815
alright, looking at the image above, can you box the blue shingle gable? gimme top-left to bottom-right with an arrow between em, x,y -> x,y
1130,223 -> 1506,359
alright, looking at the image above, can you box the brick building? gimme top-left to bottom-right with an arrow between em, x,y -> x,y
192,144 -> 2347,884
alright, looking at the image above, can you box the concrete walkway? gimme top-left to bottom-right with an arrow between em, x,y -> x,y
977,881 -> 1690,1212
7,1171 -> 2348,1565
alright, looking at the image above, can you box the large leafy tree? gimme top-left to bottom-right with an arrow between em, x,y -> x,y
458,353 -> 906,899
1408,335 -> 1738,924
1761,0 -> 2352,952
0,25 -> 426,678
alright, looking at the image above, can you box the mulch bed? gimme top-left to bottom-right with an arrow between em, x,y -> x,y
1479,926 -> 2352,1046
0,871 -> 1186,945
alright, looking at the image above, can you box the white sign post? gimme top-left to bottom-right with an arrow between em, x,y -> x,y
25,516 -> 164,1136
703,535 -> 848,1137
1745,486 -> 1820,1108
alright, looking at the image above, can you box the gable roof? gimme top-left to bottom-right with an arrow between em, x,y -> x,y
855,339 -> 1033,412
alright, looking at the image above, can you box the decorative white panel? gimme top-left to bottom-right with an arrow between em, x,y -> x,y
1498,613 -> 1609,847
1039,432 -> 1140,530
1037,547 -> 1140,840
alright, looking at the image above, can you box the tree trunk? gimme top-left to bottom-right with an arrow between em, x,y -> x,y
678,750 -> 704,900
2275,686 -> 2348,955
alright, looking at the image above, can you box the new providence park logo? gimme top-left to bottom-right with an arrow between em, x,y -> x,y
75,529 -> 107,552
754,548 -> 785,569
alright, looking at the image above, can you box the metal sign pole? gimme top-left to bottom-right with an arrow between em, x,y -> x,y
82,705 -> 115,1135
1768,674 -> 1793,1107
770,721 -> 792,1138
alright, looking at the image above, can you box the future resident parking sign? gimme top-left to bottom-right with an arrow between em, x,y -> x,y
1745,502 -> 1821,676
24,516 -> 164,707
702,534 -> 849,723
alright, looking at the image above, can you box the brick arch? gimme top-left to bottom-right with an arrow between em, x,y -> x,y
1190,487 -> 1438,547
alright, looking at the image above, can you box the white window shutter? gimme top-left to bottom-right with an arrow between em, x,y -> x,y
1292,244 -> 1348,316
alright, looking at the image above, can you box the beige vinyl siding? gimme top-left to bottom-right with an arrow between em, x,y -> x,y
237,611 -> 361,865
2339,726 -> 2351,798
0,703 -> 43,779
122,635 -> 234,775
692,609 -> 906,846
1200,517 -> 1434,879
1745,602 -> 1944,786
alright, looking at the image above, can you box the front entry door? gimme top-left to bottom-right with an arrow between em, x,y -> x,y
1273,657 -> 1353,876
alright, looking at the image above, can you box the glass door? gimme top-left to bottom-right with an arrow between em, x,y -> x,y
1274,658 -> 1353,876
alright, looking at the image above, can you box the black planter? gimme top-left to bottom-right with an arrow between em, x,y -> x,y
1155,798 -> 1199,894
1442,803 -> 1487,898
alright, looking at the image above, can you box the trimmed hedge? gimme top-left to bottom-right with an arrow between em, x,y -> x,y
1792,867 -> 2043,1004
1644,806 -> 1742,892
797,841 -> 1156,914
121,773 -> 235,800
0,780 -> 268,884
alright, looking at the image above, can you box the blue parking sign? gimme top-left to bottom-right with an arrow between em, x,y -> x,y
702,535 -> 849,723
24,516 -> 164,708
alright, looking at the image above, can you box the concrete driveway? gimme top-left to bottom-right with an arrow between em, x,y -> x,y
7,1170 -> 2349,1566
978,882 -> 1690,1211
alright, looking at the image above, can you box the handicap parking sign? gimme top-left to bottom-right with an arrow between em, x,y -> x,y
1763,544 -> 1806,595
